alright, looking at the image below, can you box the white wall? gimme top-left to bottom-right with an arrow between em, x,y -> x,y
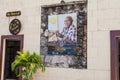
1,0 -> 120,80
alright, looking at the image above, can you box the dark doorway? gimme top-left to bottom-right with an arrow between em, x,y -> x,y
118,39 -> 120,79
4,40 -> 20,80
0,35 -> 24,80
110,31 -> 120,80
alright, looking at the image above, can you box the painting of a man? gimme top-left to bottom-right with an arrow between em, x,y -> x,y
56,16 -> 77,46
48,13 -> 77,54
48,13 -> 77,46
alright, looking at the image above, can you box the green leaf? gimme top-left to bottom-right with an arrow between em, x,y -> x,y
11,50 -> 45,80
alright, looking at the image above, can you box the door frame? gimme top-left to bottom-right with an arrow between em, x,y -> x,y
0,35 -> 24,80
110,30 -> 120,80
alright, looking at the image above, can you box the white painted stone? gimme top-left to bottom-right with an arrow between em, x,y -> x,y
109,0 -> 120,9
97,0 -> 109,10
0,0 -> 117,80
88,10 -> 98,31
88,0 -> 98,10
89,31 -> 110,70
94,70 -> 110,80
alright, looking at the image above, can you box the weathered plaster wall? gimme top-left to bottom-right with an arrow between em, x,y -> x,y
0,0 -> 120,80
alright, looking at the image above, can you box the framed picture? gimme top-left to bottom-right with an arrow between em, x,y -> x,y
41,1 -> 87,69
48,13 -> 77,54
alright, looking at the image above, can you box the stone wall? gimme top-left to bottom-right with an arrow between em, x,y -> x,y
41,1 -> 87,69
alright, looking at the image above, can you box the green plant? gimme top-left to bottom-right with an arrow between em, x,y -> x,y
11,50 -> 45,80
